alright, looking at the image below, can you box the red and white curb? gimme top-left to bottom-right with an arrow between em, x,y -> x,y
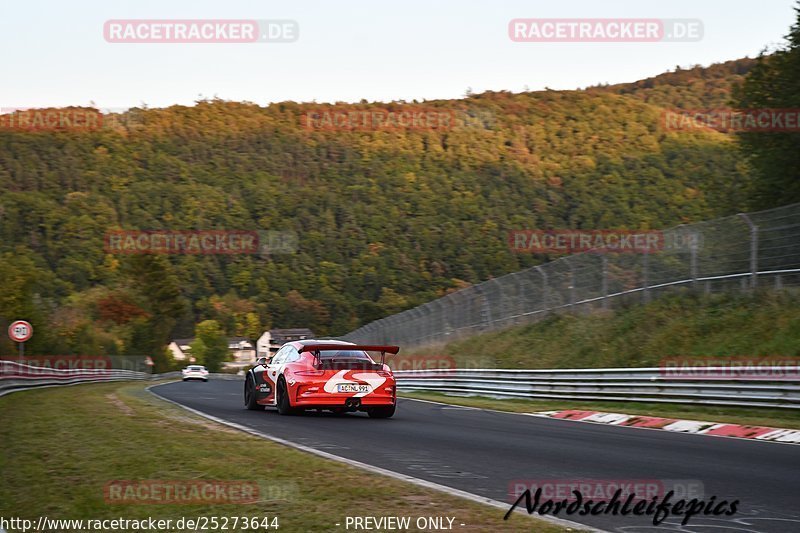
532,409 -> 800,444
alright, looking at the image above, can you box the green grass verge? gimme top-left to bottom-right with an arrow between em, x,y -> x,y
409,291 -> 800,369
400,391 -> 800,429
0,381 -> 569,532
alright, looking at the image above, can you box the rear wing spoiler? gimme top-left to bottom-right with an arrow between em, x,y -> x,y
300,344 -> 400,366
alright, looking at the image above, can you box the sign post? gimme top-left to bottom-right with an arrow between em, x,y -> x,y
8,320 -> 33,357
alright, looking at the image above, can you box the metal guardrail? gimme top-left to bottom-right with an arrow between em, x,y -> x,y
0,363 -> 245,398
0,360 -> 149,397
5,359 -> 796,410
150,371 -> 243,380
395,368 -> 800,409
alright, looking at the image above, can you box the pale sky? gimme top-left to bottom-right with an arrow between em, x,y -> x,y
0,0 -> 797,109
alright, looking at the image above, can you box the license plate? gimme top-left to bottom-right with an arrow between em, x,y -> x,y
337,383 -> 371,393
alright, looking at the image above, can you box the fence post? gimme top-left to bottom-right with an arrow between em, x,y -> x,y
474,285 -> 491,330
642,248 -> 651,303
536,265 -> 549,315
567,262 -> 576,310
514,272 -> 525,323
418,304 -> 430,345
690,232 -> 699,290
738,213 -> 758,289
433,299 -> 445,344
601,255 -> 609,310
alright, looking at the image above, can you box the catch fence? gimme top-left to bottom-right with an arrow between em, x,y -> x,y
342,203 -> 800,348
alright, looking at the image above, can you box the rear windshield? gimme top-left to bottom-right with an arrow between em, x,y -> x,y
318,350 -> 373,361
187,365 -> 205,370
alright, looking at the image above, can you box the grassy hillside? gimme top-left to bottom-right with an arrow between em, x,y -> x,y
0,59 -> 759,363
417,291 -> 800,369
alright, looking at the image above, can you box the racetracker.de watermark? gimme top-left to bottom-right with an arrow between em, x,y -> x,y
660,357 -> 800,380
104,19 -> 298,43
390,354 -> 496,373
662,108 -> 800,132
508,230 -> 702,254
0,108 -> 103,132
509,19 -> 703,42
508,479 -> 704,502
104,230 -> 297,256
303,108 -> 456,131
0,355 -> 150,376
390,355 -> 456,372
103,480 -> 296,504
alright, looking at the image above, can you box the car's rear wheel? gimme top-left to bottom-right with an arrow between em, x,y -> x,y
244,375 -> 262,410
276,377 -> 301,415
368,404 -> 396,418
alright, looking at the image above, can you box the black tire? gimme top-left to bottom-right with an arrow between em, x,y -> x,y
244,375 -> 262,410
368,404 -> 396,418
276,377 -> 299,415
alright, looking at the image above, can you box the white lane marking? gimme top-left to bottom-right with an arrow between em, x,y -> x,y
147,383 -> 599,532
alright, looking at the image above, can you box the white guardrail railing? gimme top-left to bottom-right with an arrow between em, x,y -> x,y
0,361 -> 244,397
394,367 -> 800,409
0,360 -> 149,397
4,361 -> 798,410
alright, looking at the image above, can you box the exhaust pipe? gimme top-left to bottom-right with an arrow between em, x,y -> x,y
344,398 -> 361,410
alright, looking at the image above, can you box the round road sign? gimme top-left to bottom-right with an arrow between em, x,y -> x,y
8,320 -> 33,342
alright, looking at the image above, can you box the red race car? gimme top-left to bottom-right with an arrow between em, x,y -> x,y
244,339 -> 399,418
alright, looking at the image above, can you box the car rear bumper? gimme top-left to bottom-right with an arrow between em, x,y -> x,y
287,372 -> 396,408
293,393 -> 395,407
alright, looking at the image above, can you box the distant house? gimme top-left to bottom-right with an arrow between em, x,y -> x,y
227,337 -> 256,364
168,338 -> 195,362
168,336 -> 256,367
257,328 -> 315,358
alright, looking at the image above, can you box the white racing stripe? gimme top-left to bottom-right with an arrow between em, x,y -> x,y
351,372 -> 386,398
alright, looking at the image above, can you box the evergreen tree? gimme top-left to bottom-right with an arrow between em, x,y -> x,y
734,3 -> 800,208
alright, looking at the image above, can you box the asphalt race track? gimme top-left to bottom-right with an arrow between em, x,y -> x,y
152,380 -> 800,532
